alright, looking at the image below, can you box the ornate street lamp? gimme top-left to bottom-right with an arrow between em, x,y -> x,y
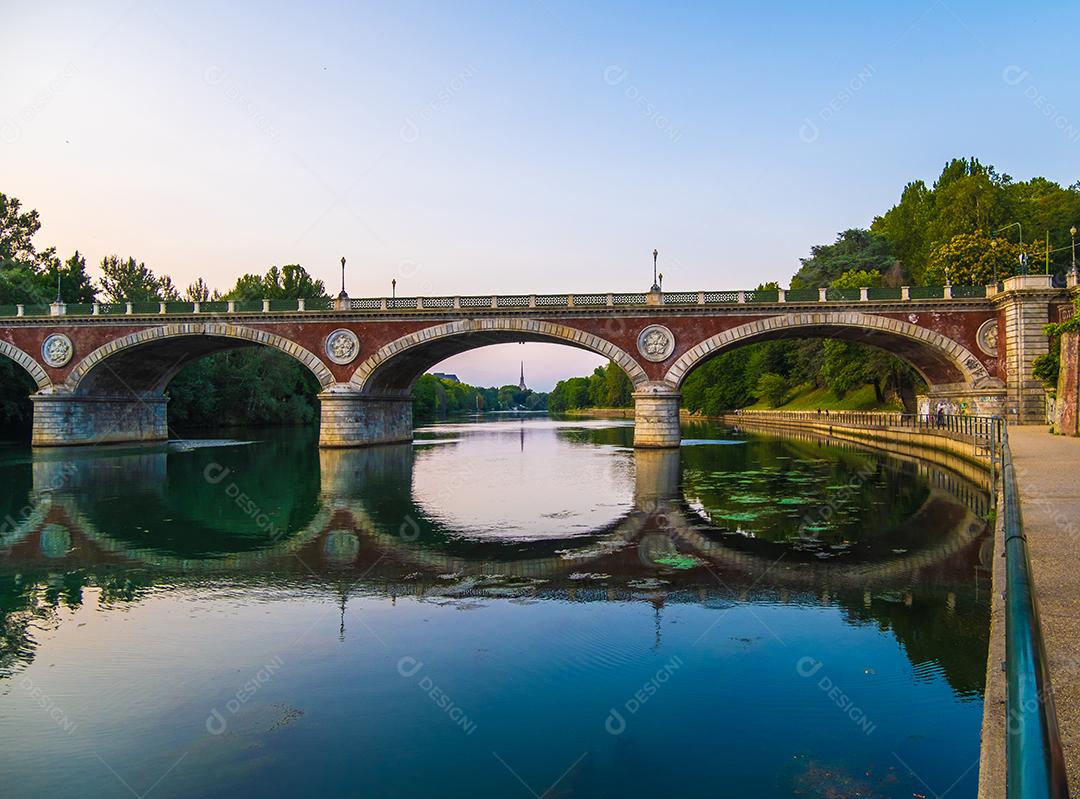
392,278 -> 397,299
1071,226 -> 1077,278
338,256 -> 347,299
651,249 -> 659,291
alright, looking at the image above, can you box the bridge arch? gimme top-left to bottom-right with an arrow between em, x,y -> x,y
0,340 -> 52,390
663,311 -> 999,391
349,318 -> 649,394
65,322 -> 336,395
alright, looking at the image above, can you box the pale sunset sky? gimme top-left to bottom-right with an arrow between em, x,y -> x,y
3,1 -> 1077,389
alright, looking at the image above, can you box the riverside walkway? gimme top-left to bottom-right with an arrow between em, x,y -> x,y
1009,426 -> 1080,793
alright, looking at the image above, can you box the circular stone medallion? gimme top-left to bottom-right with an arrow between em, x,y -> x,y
636,324 -> 676,362
325,328 -> 360,365
976,319 -> 999,357
41,333 -> 73,367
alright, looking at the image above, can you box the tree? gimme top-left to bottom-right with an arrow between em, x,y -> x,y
98,255 -> 176,302
0,192 -> 49,266
923,230 -> 1026,285
755,372 -> 788,407
830,268 -> 882,289
225,264 -> 326,301
184,278 -> 212,302
791,229 -> 897,289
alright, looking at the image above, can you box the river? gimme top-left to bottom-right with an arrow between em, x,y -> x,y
0,414 -> 990,798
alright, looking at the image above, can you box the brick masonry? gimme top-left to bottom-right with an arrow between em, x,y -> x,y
0,281 -> 1067,446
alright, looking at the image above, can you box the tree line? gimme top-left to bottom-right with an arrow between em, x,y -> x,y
561,158 -> 1080,414
1,190 -> 551,438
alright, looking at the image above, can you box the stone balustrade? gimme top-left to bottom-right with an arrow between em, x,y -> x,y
0,284 -> 998,319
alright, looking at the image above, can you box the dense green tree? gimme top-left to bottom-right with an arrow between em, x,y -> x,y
98,255 -> 178,302
924,230 -> 1028,285
790,229 -> 897,289
225,264 -> 326,301
755,372 -> 788,407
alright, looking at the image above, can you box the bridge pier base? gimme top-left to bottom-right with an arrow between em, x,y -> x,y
31,393 -> 169,447
318,388 -> 413,448
633,382 -> 681,448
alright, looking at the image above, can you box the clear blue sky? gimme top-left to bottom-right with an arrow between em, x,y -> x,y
3,1 -> 1078,389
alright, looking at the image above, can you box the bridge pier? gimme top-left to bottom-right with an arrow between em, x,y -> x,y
994,275 -> 1061,424
633,382 -> 681,448
31,392 -> 169,447
318,387 -> 413,448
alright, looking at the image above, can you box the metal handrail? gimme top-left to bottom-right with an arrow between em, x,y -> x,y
5,284 -> 998,318
727,409 -> 1004,449
1001,428 -> 1070,798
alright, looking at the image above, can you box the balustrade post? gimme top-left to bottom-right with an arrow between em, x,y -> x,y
298,298 -> 306,311
16,304 -> 24,317
126,302 -> 134,315
860,287 -> 869,301
262,299 -> 270,312
193,302 -> 201,314
901,286 -> 910,300
818,287 -> 827,302
698,291 -> 705,305
227,300 -> 236,313
159,301 -> 167,314
91,303 -> 100,316
777,288 -> 786,303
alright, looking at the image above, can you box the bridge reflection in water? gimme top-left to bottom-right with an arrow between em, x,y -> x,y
4,425 -> 990,669
0,420 -> 996,799
7,432 -> 990,591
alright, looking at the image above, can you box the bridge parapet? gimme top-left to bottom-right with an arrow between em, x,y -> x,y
0,284 -> 997,320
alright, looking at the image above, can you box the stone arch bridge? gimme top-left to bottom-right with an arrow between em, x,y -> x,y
0,275 -> 1066,448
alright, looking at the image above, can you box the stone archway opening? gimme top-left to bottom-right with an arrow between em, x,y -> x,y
0,342 -> 49,442
665,313 -> 1004,418
32,325 -> 335,446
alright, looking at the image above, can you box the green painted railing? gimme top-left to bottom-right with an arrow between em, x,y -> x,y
0,285 -> 1001,318
1001,429 -> 1070,798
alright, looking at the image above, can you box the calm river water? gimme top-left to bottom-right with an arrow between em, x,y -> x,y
0,415 -> 991,798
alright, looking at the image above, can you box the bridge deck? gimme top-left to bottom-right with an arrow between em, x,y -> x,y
0,284 -> 992,319
1007,426 -> 1080,794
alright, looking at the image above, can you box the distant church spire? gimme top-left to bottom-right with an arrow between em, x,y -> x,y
518,361 -> 527,391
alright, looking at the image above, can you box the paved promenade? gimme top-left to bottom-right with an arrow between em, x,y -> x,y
1008,426 -> 1080,793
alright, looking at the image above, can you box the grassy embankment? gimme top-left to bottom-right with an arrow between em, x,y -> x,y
743,382 -> 905,412
560,382 -> 903,417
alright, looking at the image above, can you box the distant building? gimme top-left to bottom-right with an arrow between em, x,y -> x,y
518,362 -> 527,392
432,372 -> 459,383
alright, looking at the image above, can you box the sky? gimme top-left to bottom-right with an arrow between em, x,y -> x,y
3,0 -> 1079,390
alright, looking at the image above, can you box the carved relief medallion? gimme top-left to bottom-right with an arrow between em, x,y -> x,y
637,324 -> 675,362
976,319 -> 999,357
41,334 -> 73,367
325,329 -> 360,365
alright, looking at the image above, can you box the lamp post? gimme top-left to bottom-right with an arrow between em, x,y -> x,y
1071,226 -> 1077,278
338,256 -> 347,298
659,272 -> 663,290
392,278 -> 396,299
651,249 -> 659,291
